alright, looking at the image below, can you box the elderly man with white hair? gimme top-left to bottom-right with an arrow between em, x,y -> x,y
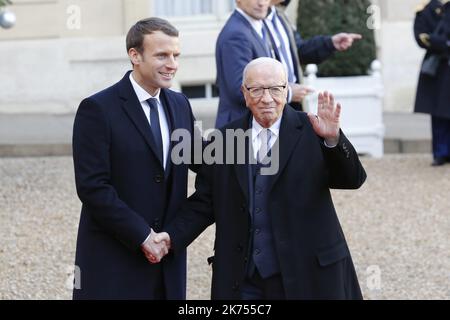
157,57 -> 367,300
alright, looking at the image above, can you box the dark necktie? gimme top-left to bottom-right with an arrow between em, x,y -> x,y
146,98 -> 164,165
258,129 -> 272,164
262,22 -> 276,59
271,14 -> 295,83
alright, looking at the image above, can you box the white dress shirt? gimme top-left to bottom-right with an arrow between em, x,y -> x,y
129,73 -> 170,170
265,6 -> 297,83
251,116 -> 282,161
235,8 -> 265,39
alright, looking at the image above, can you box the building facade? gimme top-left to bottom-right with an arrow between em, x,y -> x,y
0,0 -> 427,115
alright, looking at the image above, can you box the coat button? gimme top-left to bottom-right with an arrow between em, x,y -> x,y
255,208 -> 261,214
255,249 -> 260,255
236,245 -> 243,252
154,174 -> 163,183
255,187 -> 262,195
255,229 -> 261,235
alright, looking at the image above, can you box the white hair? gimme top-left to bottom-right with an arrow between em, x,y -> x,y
242,57 -> 288,86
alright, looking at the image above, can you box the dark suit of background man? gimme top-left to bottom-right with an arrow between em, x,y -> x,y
161,58 -> 366,299
265,0 -> 362,111
215,0 -> 318,129
413,0 -> 450,166
72,17 -> 197,299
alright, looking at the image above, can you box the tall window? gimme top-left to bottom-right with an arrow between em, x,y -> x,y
154,0 -> 235,18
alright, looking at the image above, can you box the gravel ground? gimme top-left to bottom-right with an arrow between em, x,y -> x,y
0,155 -> 449,300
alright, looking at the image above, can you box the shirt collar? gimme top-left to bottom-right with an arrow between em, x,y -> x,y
129,72 -> 161,103
235,8 -> 264,37
252,114 -> 282,141
267,6 -> 277,21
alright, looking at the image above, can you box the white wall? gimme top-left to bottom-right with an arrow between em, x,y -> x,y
0,0 -> 428,114
374,0 -> 426,113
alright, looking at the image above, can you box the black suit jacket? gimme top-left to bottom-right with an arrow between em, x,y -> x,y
215,10 -> 272,128
167,106 -> 366,299
72,71 -> 196,299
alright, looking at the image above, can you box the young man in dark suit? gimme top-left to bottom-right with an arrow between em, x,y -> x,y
72,17 -> 196,299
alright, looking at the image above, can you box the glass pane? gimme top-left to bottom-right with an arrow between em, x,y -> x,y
154,0 -> 215,17
212,84 -> 219,98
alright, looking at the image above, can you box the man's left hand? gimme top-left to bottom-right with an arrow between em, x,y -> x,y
141,229 -> 171,264
307,91 -> 341,146
332,33 -> 362,51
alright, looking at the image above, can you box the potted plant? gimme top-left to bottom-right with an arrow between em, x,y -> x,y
299,0 -> 384,157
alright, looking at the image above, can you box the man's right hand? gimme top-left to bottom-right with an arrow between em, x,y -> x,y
331,33 -> 362,51
289,83 -> 314,103
141,229 -> 171,264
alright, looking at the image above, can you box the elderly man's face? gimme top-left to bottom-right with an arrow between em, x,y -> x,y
242,64 -> 287,128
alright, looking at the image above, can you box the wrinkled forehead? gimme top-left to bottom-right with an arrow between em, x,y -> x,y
245,64 -> 286,86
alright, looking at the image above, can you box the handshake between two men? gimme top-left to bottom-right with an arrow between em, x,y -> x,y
139,89 -> 343,265
141,229 -> 171,264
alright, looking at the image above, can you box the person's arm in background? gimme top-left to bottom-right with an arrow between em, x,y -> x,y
296,31 -> 362,65
307,92 -> 366,189
414,1 -> 450,54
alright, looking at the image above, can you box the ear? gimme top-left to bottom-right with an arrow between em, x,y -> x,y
241,85 -> 249,99
128,48 -> 141,65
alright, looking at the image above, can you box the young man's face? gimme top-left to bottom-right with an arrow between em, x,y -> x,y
236,0 -> 271,20
131,31 -> 180,95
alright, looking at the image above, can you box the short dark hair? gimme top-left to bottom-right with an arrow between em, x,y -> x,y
126,17 -> 179,54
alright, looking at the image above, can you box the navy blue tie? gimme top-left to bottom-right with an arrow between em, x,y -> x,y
271,14 -> 295,83
258,129 -> 272,164
147,98 -> 164,165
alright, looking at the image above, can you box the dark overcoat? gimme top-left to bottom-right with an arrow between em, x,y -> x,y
72,71 -> 196,299
168,106 -> 367,299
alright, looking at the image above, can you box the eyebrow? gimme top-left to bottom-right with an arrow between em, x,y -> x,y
245,84 -> 286,87
152,50 -> 180,56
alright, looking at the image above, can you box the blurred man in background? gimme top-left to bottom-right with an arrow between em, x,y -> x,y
413,0 -> 450,166
265,0 -> 362,110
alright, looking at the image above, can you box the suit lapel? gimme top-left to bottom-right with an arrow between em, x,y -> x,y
266,106 -> 304,191
233,112 -> 252,202
233,11 -> 271,57
232,107 -> 304,200
118,72 -> 164,168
